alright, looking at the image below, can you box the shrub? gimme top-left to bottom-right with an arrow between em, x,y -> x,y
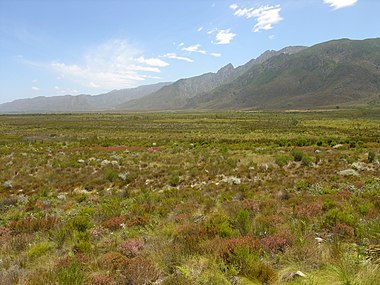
291,149 -> 304,161
235,209 -> 252,235
332,223 -> 355,239
27,242 -> 54,259
102,216 -> 124,231
368,151 -> 377,163
301,155 -> 314,166
98,252 -> 128,271
70,215 -> 92,232
125,256 -> 160,285
119,238 -> 144,257
105,169 -> 118,182
88,274 -> 116,285
260,233 -> 290,253
274,155 -> 291,167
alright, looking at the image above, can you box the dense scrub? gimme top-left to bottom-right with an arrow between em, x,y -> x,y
0,110 -> 379,284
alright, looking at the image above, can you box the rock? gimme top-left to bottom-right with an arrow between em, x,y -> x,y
229,276 -> 240,285
57,194 -> 67,201
315,149 -> 321,154
281,270 -> 306,282
152,142 -> 157,146
3,180 -> 12,189
277,189 -> 290,200
221,175 -> 241,185
260,163 -> 269,171
351,162 -> 370,171
315,237 -> 324,243
118,172 -> 129,181
100,160 -> 111,167
77,159 -> 85,163
333,144 -> 344,149
17,194 -> 28,204
110,155 -> 122,160
73,187 -> 89,195
339,169 -> 359,177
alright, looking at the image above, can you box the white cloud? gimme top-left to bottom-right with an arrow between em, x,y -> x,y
197,27 -> 204,32
32,86 -> 39,91
161,53 -> 194,63
215,29 -> 236,44
50,39 -> 168,89
134,56 -> 169,67
323,0 -> 358,10
231,4 -> 283,32
269,35 -> 276,40
230,3 -> 238,10
182,44 -> 207,54
210,53 -> 222,58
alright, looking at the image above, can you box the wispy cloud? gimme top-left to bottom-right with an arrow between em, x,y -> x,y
323,0 -> 358,10
182,44 -> 207,54
31,86 -> 39,91
134,56 -> 169,67
49,39 -> 167,89
161,53 -> 194,63
230,4 -> 283,32
215,29 -> 236,44
210,52 -> 222,58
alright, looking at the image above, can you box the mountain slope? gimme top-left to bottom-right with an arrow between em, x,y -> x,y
187,38 -> 380,109
119,46 -> 306,111
0,82 -> 170,113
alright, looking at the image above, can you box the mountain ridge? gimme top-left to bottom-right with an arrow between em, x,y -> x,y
1,38 -> 379,113
0,82 -> 170,113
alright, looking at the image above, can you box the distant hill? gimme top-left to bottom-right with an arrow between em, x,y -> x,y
0,82 -> 170,113
186,38 -> 380,110
119,46 -> 306,110
2,38 -> 379,113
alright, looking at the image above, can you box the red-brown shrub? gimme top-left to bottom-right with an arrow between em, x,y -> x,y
260,234 -> 290,253
119,238 -> 145,257
88,274 -> 116,285
98,252 -> 128,271
102,216 -> 124,231
125,256 -> 160,285
295,202 -> 323,220
332,223 -> 355,239
127,216 -> 149,227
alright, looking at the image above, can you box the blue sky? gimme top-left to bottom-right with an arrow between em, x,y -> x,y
0,0 -> 379,104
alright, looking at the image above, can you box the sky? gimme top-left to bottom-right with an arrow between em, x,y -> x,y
0,0 -> 379,104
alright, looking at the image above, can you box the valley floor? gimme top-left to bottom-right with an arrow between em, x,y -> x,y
0,110 -> 379,284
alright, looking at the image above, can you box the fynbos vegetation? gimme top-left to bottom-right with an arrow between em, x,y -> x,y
0,110 -> 379,284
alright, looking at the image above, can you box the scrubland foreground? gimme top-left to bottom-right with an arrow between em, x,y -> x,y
0,110 -> 379,285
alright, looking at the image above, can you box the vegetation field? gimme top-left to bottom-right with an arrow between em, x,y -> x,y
0,110 -> 379,285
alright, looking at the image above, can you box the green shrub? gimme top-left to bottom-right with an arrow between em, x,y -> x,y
368,151 -> 377,163
28,242 -> 54,259
105,169 -> 118,182
235,209 -> 252,235
301,155 -> 314,166
70,215 -> 92,232
275,155 -> 291,167
291,149 -> 304,161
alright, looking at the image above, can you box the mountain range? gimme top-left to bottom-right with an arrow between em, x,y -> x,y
1,38 -> 379,113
